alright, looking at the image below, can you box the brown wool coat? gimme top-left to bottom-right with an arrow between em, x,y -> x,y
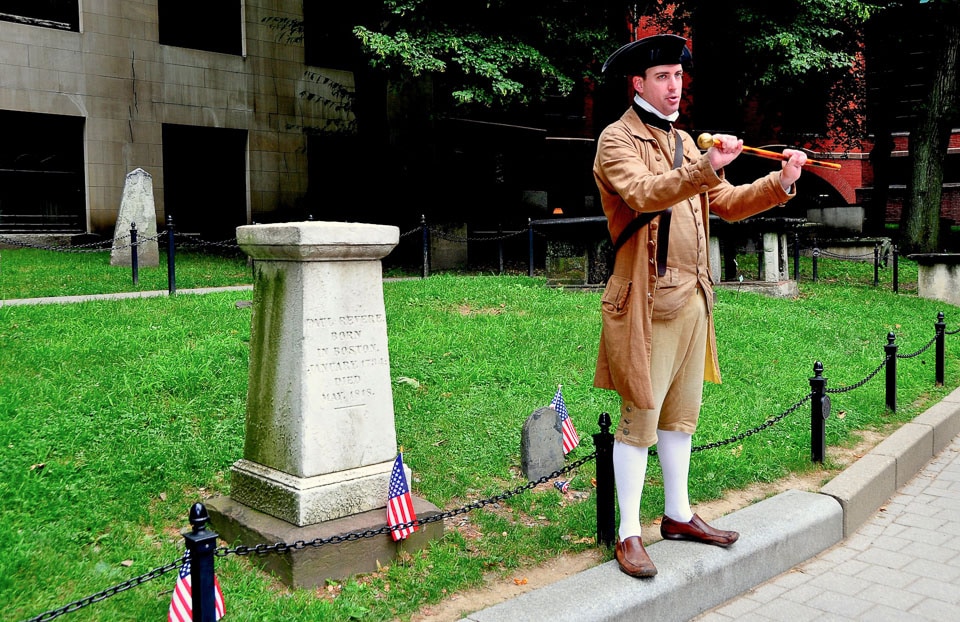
593,107 -> 796,410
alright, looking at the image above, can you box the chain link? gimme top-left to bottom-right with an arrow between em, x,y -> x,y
171,232 -> 240,251
681,393 -> 813,454
215,453 -> 597,559
896,335 -> 936,359
815,248 -> 877,260
0,234 -> 127,253
21,558 -> 184,622
428,228 -> 526,244
825,357 -> 887,394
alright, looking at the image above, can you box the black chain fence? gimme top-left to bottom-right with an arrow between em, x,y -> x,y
19,309 -> 959,621
0,214 -> 916,292
7,219 -> 959,620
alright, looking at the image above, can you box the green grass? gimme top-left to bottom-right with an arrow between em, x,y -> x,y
1,249 -> 959,621
0,246 -> 251,299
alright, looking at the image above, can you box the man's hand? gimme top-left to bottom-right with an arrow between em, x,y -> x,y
779,149 -> 807,191
707,134 -> 743,170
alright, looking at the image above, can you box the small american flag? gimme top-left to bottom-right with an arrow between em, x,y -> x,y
168,554 -> 225,622
387,452 -> 418,541
551,385 -> 580,454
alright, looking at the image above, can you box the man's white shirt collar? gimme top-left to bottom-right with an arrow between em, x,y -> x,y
634,93 -> 679,123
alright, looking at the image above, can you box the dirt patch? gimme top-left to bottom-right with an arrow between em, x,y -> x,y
405,430 -> 886,622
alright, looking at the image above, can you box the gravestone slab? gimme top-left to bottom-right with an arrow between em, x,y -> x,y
110,168 -> 159,267
521,406 -> 564,482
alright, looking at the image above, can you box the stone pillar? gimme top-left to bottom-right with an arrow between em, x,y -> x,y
228,221 -> 401,524
762,232 -> 779,282
709,236 -> 721,283
779,233 -> 789,281
110,168 -> 159,267
206,221 -> 442,587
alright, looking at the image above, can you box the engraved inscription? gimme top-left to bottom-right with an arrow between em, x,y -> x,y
306,313 -> 389,408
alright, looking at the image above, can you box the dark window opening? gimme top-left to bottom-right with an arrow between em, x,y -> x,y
0,111 -> 85,232
303,1 -> 373,69
158,0 -> 242,56
0,0 -> 79,32
162,125 -> 247,239
305,134 -> 362,221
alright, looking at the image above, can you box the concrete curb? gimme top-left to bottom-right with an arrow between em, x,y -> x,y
460,490 -> 842,622
460,385 -> 960,622
820,385 -> 960,537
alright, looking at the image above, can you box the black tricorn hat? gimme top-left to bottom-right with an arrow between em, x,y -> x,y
601,33 -> 692,75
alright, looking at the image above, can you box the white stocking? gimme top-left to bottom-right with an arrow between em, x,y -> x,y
657,429 -> 693,522
613,440 -> 649,540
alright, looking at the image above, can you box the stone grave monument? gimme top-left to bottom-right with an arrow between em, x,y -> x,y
520,406 -> 565,482
110,168 -> 159,267
206,221 -> 442,588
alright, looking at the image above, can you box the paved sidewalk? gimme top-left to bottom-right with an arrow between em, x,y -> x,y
694,431 -> 960,621
0,285 -> 253,307
462,387 -> 960,622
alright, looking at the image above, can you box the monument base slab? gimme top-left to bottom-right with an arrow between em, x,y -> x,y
205,494 -> 444,588
229,458 -> 403,526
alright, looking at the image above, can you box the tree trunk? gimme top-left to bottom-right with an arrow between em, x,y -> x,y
901,5 -> 960,253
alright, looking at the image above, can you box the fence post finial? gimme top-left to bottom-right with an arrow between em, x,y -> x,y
183,503 -> 220,622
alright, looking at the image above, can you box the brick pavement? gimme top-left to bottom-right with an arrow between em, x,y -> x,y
694,433 -> 960,621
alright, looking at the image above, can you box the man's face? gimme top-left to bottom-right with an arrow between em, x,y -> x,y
633,63 -> 684,116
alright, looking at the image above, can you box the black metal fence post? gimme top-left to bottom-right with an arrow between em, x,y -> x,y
497,223 -> 505,275
793,232 -> 800,281
182,503 -> 219,622
893,245 -> 899,293
528,218 -> 535,277
130,221 -> 139,286
166,215 -> 176,295
809,361 -> 829,463
593,411 -> 615,548
421,214 -> 429,279
873,243 -> 880,286
936,312 -> 946,386
885,332 -> 898,412
812,245 -> 819,282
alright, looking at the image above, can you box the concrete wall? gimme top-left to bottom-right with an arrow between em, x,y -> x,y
0,1 -> 348,234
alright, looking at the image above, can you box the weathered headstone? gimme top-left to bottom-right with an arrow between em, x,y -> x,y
520,406 -> 564,482
910,253 -> 960,307
110,168 -> 159,267
206,221 -> 442,587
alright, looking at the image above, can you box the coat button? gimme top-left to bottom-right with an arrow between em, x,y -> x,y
622,428 -> 630,436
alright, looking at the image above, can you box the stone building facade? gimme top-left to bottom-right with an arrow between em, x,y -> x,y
0,1 -> 347,237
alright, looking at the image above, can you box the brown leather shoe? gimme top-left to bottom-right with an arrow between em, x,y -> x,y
614,536 -> 658,578
660,514 -> 739,547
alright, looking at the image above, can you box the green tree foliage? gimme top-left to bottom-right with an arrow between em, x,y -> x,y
351,0 -> 614,119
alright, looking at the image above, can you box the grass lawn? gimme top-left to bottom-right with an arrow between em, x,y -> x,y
1,247 -> 958,621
